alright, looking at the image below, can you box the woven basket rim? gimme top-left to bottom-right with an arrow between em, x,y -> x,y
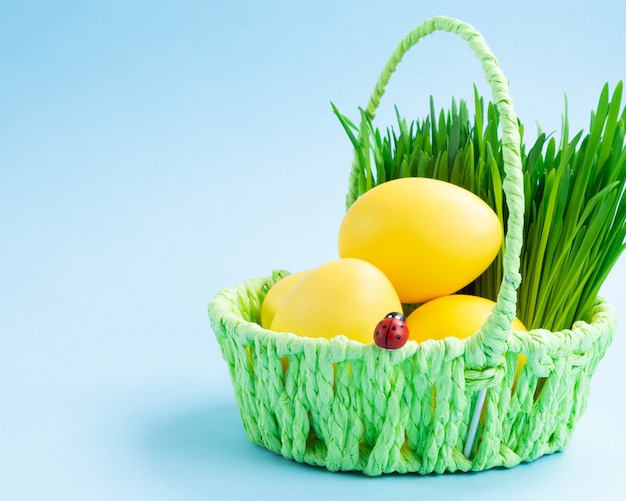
209,272 -> 617,366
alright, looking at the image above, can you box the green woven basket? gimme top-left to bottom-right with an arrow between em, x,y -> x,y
208,16 -> 617,475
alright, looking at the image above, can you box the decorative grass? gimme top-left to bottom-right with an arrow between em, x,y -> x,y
333,82 -> 626,331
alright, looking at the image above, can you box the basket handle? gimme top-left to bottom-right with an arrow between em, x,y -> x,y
348,16 -> 525,371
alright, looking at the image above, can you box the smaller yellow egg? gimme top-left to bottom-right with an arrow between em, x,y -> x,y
260,270 -> 309,329
406,294 -> 527,343
270,258 -> 402,344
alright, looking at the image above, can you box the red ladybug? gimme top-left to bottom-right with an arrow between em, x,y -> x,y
374,312 -> 409,349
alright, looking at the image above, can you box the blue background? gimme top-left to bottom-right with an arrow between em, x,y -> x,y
1,1 -> 625,499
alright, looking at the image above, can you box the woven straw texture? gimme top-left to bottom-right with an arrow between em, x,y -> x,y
208,16 -> 617,475
209,274 -> 615,475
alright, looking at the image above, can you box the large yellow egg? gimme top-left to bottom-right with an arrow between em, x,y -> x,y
338,177 -> 503,303
406,294 -> 527,343
260,270 -> 309,329
270,258 -> 402,344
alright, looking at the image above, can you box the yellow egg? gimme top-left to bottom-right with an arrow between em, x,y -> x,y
338,177 -> 503,303
406,294 -> 527,343
260,270 -> 309,328
270,258 -> 402,344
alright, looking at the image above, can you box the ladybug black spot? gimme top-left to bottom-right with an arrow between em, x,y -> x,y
376,330 -> 380,336
382,324 -> 387,329
392,325 -> 396,331
396,334 -> 401,339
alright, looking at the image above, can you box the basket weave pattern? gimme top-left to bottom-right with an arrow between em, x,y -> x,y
208,16 -> 618,475
209,273 -> 615,475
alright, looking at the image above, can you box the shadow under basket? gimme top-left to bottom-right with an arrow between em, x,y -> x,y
208,271 -> 616,476
207,16 -> 618,476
